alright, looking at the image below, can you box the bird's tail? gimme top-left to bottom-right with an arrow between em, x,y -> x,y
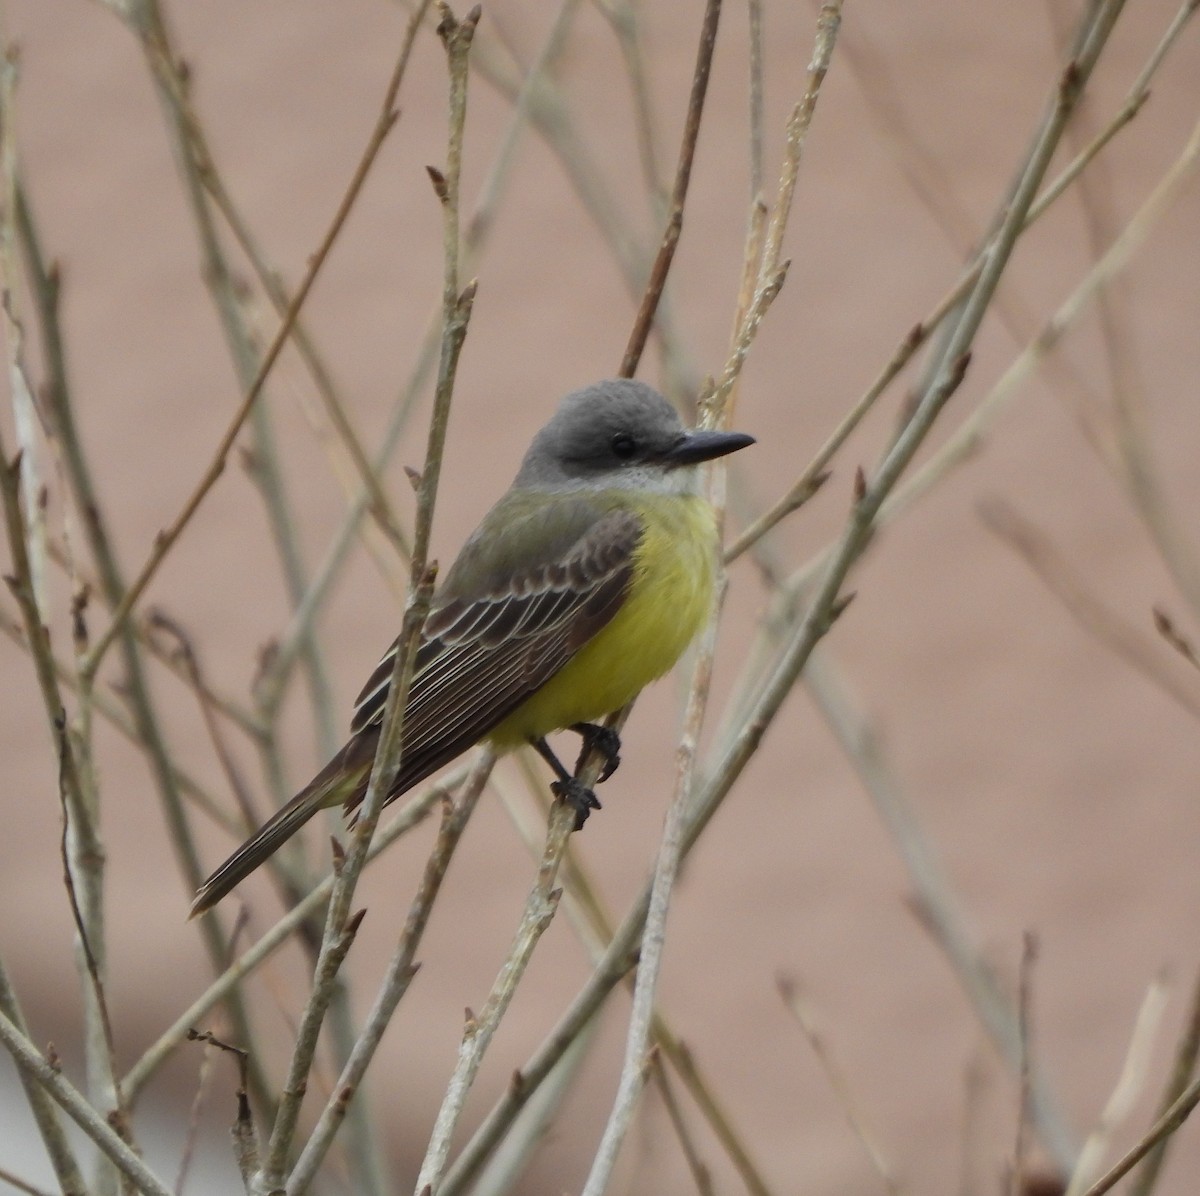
189,742 -> 372,919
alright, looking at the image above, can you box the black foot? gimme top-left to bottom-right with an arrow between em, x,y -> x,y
551,777 -> 602,830
570,722 -> 622,783
532,735 -> 607,831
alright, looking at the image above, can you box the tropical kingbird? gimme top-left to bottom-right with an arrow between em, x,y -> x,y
190,379 -> 753,916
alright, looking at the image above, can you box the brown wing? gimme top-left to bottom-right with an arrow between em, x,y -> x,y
342,502 -> 641,811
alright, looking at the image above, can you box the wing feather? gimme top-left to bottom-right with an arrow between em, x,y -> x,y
341,503 -> 641,812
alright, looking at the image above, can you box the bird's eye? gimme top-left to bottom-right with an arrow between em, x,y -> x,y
611,433 -> 637,459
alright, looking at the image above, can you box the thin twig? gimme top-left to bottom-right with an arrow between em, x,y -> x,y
122,774 -> 449,1101
778,976 -> 900,1194
0,961 -> 86,1196
618,0 -> 722,378
1153,608 -> 1200,674
1065,977 -> 1171,1196
710,0 -> 842,549
193,1038 -> 259,1192
55,710 -> 127,1129
1078,1071 -> 1200,1196
259,905 -> 369,1191
729,0 -> 1190,564
136,8 -> 427,553
1061,0 -> 1200,624
175,1031 -> 231,1195
803,649 -> 1077,1170
774,83 -> 1200,625
747,0 -> 765,200
980,501 -> 1200,721
1129,962 -> 1200,1196
1011,934 -> 1039,1196
149,611 -> 262,829
259,567 -> 426,1178
673,47 -> 1127,1196
755,1 -> 840,292
437,817 -> 646,1196
0,1166 -> 56,1196
0,445 -> 134,1151
0,604 -> 243,833
0,1007 -> 173,1196
0,61 -> 46,615
134,0 -> 343,766
286,750 -> 495,1193
469,1022 -> 600,1196
494,759 -> 777,1195
836,0 -> 1121,466
81,28 -> 405,683
414,798 -> 575,1193
880,111 -> 1200,530
650,1062 -> 716,1196
596,0 -> 666,211
448,0 -> 705,397
1,47 -> 134,1177
2,48 -> 130,1148
12,70 -> 281,1119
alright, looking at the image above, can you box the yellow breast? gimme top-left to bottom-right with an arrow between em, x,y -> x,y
490,493 -> 717,746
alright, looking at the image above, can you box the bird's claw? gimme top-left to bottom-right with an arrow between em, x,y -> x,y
551,778 -> 603,830
571,722 -> 622,783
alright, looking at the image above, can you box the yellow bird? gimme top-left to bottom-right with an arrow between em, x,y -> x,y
191,379 -> 752,916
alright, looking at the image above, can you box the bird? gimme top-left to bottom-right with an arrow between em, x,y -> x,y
189,378 -> 753,917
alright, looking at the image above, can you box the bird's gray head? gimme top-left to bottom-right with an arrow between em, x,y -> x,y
514,379 -> 754,494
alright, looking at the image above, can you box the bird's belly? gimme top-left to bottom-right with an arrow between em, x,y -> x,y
490,495 -> 717,746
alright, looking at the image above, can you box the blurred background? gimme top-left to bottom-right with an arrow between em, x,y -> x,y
1,0 -> 1199,1192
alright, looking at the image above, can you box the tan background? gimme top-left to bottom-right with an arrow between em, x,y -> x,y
2,1 -> 1200,1192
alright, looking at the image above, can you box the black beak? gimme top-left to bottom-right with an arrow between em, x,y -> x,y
662,428 -> 756,467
